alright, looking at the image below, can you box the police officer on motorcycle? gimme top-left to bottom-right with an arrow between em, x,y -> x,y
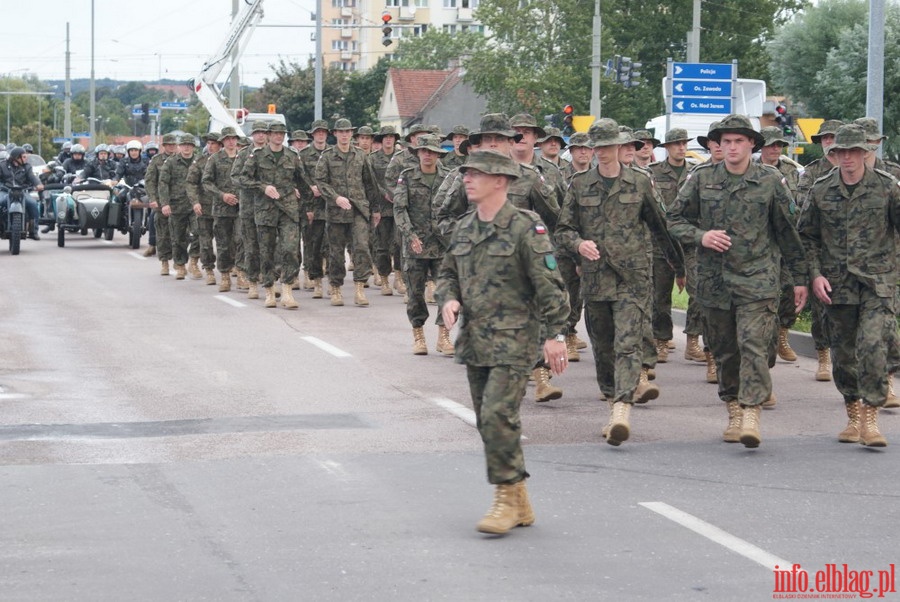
0,147 -> 43,240
79,144 -> 117,182
62,144 -> 87,175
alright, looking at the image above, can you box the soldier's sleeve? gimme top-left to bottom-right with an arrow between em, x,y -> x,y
313,153 -> 338,204
384,155 -> 402,201
434,172 -> 468,241
293,156 -> 314,200
527,169 -> 560,231
230,152 -> 246,185
144,158 -> 159,201
797,183 -> 824,282
393,172 -> 414,241
202,155 -> 224,199
640,180 -> 684,275
771,176 -> 808,286
238,152 -> 265,194
554,180 -> 584,256
157,160 -> 172,208
435,234 -> 462,308
185,161 -> 202,205
520,218 -> 568,341
666,171 -> 705,247
362,157 -> 382,214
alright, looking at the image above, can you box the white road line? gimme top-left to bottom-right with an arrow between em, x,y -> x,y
315,459 -> 352,481
0,393 -> 28,400
430,396 -> 477,427
127,251 -> 148,260
639,501 -> 791,570
301,336 -> 352,358
214,295 -> 246,308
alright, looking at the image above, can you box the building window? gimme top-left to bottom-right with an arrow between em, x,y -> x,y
413,24 -> 428,36
442,24 -> 457,34
414,0 -> 428,6
461,0 -> 478,6
443,0 -> 456,7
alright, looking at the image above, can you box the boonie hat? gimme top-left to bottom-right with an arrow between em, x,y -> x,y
289,129 -> 309,142
459,150 -> 521,179
403,124 -> 430,143
811,120 -> 844,145
708,114 -> 765,151
177,134 -> 197,146
354,126 -> 375,138
853,117 -> 887,142
588,118 -> 630,147
509,113 -> 547,139
332,118 -> 356,132
827,125 -> 878,154
250,120 -> 270,134
413,135 -> 448,155
697,121 -> 721,150
618,126 -> 645,150
161,133 -> 179,145
308,119 -> 329,134
760,126 -> 790,148
567,132 -> 592,148
469,114 -> 524,144
267,122 -> 287,134
663,128 -> 693,145
633,129 -> 660,148
374,125 -> 398,142
539,127 -> 567,148
218,127 -> 240,141
443,125 -> 470,141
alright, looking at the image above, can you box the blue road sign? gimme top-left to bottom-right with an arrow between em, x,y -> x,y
52,137 -> 71,143
73,132 -> 91,138
131,108 -> 160,116
672,98 -> 732,114
160,102 -> 188,110
672,62 -> 733,81
672,80 -> 732,97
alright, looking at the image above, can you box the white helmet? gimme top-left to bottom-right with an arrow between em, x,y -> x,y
95,144 -> 109,154
71,143 -> 85,154
125,140 -> 143,151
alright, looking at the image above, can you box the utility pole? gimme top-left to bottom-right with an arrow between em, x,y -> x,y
64,22 -> 72,140
229,0 -> 242,111
866,0 -> 885,158
314,0 -> 323,120
589,0 -> 601,118
687,0 -> 701,63
89,0 -> 96,143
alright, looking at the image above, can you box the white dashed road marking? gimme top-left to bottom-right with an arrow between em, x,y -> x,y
301,336 -> 352,358
127,251 -> 148,260
214,295 -> 246,308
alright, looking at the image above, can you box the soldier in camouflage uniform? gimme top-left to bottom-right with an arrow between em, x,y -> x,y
510,113 -> 565,207
370,125 -> 403,295
298,120 -> 331,299
289,129 -> 310,153
442,125 -> 469,171
145,133 -> 178,275
233,121 -> 269,300
385,124 -> 430,198
393,135 -> 452,355
240,122 -> 310,309
799,124 -> 900,447
556,119 -> 681,446
353,126 -> 375,154
633,129 -> 660,169
561,132 -> 593,181
538,127 -> 571,174
667,115 -> 808,449
158,135 -> 198,280
314,118 -> 382,307
186,132 -> 220,283
435,150 -> 568,536
203,126 -> 242,291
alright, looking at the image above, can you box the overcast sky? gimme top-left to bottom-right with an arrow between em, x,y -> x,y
1,0 -> 320,88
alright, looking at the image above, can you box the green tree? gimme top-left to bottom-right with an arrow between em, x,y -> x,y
245,59 -> 348,130
392,30 -> 488,70
342,57 -> 391,127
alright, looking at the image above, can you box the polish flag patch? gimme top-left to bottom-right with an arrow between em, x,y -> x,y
535,224 -> 547,234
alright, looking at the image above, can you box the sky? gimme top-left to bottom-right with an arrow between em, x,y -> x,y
0,0 -> 321,88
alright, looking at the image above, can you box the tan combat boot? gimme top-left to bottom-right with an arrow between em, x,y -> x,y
739,405 -> 762,448
885,374 -> 899,409
706,351 -> 718,383
565,334 -> 580,362
424,280 -> 436,304
667,339 -> 676,350
514,480 -> 535,528
723,401 -> 742,443
247,282 -> 259,300
281,284 -> 299,309
533,367 -> 563,402
218,272 -> 231,293
235,271 -> 250,290
647,367 -> 656,381
394,273 -> 407,295
777,327 -> 797,361
838,400 -> 862,443
143,245 -> 157,257
373,272 -> 382,287
412,327 -> 427,355
476,482 -> 532,535
264,286 -> 277,308
684,334 -> 705,362
312,279 -> 323,299
601,399 -> 614,439
354,282 -> 369,306
762,392 -> 777,409
574,334 -> 588,350
175,264 -> 187,280
205,269 -> 216,286
815,349 -> 832,381
159,260 -> 170,276
633,367 -> 660,404
380,273 -> 393,296
606,401 -> 632,446
188,257 -> 202,280
303,270 -> 314,290
330,285 -> 344,306
656,339 -> 669,363
291,279 -> 300,290
858,403 -> 887,447
436,325 -> 455,355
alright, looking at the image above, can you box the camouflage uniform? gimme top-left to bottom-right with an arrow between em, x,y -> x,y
667,123 -> 807,410
394,144 -> 449,328
799,133 -> 900,409
441,124 -> 469,171
370,129 -> 402,280
186,139 -> 216,272
158,138 -> 197,268
240,128 -> 311,289
203,129 -> 242,275
435,155 -> 568,485
297,133 -> 331,283
144,140 -> 175,262
233,136 -> 265,285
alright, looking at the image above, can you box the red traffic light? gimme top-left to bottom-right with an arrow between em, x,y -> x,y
775,104 -> 787,116
382,10 -> 392,23
563,104 -> 574,115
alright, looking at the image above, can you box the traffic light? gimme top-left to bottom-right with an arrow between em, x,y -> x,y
562,104 -> 574,136
775,104 -> 795,137
617,56 -> 632,86
141,102 -> 150,124
382,11 -> 393,47
628,61 -> 642,88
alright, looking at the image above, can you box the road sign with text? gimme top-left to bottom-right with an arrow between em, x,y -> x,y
670,62 -> 735,115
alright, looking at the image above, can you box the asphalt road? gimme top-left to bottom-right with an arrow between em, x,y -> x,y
0,236 -> 897,601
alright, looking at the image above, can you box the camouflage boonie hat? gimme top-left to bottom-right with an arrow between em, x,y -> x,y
663,128 -> 693,145
161,133 -> 178,145
760,126 -> 790,148
827,125 -> 877,154
510,113 -> 547,139
588,118 -> 630,147
811,119 -> 844,144
374,125 -> 398,142
308,119 -> 329,134
177,134 -> 197,146
250,120 -> 270,134
354,126 -> 375,138
289,129 -> 310,142
403,124 -> 431,143
429,125 -> 443,137
267,122 -> 287,134
237,137 -> 250,147
412,135 -> 448,155
697,121 -> 721,150
618,126 -> 645,150
567,132 -> 592,148
469,113 -> 523,144
538,127 -> 567,148
633,129 -> 660,147
709,114 -> 765,151
459,150 -> 521,178
218,126 -> 240,141
332,118 -> 356,132
853,117 -> 887,141
203,132 -> 221,143
443,124 -> 470,141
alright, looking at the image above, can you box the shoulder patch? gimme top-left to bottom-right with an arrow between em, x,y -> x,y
534,223 -> 547,235
544,255 -> 558,270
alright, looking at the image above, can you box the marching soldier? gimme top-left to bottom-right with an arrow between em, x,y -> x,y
186,132 -> 220,283
298,120 -> 332,298
441,125 -> 469,171
233,121 -> 270,300
158,135 -> 198,281
145,133 -> 178,276
203,126 -> 242,291
370,125 -> 404,296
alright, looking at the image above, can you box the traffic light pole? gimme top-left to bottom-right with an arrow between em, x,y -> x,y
589,0 -> 601,118
866,0 -> 884,159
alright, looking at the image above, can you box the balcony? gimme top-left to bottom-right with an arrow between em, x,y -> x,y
341,51 -> 354,60
457,7 -> 473,20
341,7 -> 353,17
399,6 -> 416,20
340,28 -> 353,38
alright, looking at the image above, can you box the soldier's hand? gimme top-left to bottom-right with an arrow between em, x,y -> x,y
193,203 -> 202,216
149,201 -> 159,209
578,240 -> 601,261
336,196 -> 352,210
410,236 -> 423,255
265,185 -> 280,199
311,185 -> 321,198
702,230 -> 731,252
306,211 -> 314,224
442,300 -> 461,329
161,205 -> 171,217
793,286 -> 808,313
223,193 -> 238,205
372,212 -> 381,228
543,339 -> 568,376
812,276 -> 832,305
676,276 -> 686,293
